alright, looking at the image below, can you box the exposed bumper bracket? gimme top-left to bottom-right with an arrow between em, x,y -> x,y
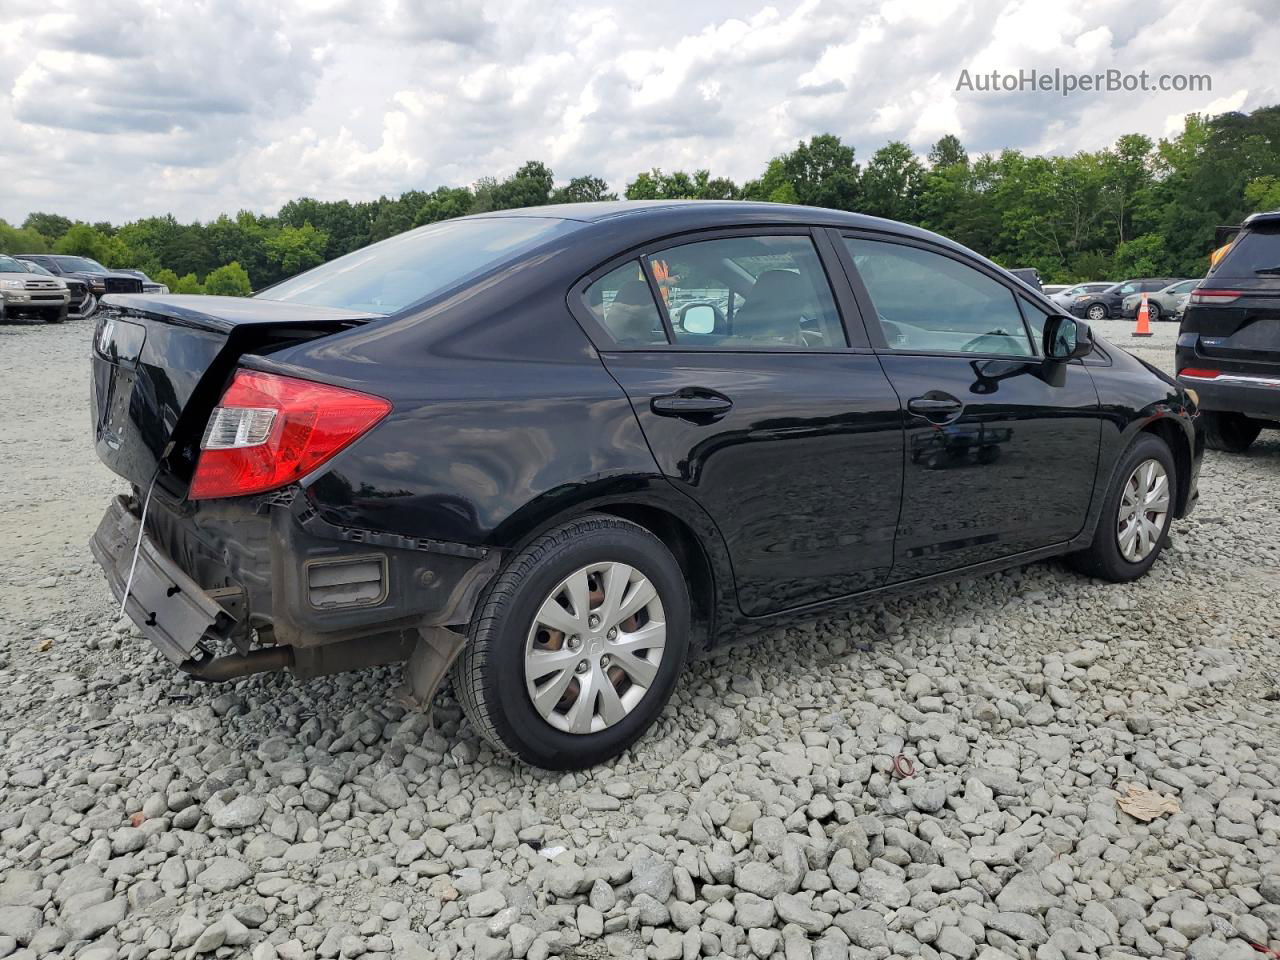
395,626 -> 467,718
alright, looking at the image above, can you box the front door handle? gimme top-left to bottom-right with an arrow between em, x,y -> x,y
652,391 -> 733,418
907,394 -> 964,421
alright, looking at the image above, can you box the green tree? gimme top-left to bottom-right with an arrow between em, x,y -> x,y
551,175 -> 616,204
1112,233 -> 1166,277
266,223 -> 328,278
0,220 -> 52,254
204,261 -> 253,296
413,186 -> 474,225
154,268 -> 180,291
778,134 -> 861,210
928,134 -> 968,169
860,141 -> 926,222
172,273 -> 205,294
1244,176 -> 1280,212
22,212 -> 73,242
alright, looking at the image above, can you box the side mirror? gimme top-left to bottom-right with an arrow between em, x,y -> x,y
679,303 -> 717,335
1043,315 -> 1093,360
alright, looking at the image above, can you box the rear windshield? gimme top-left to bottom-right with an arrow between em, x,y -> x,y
1212,225 -> 1280,278
258,216 -> 578,314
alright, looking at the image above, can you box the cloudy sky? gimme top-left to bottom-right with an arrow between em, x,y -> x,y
1,0 -> 1276,226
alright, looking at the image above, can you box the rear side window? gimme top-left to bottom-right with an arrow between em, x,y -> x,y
844,237 -> 1034,357
1211,226 -> 1280,278
259,216 -> 579,315
645,235 -> 846,349
582,261 -> 668,346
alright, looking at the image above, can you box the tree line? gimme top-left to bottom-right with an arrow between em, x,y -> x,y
2,104 -> 1278,294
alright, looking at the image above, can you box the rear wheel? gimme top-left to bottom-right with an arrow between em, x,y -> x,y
453,514 -> 689,769
1068,432 -> 1175,582
1202,411 -> 1261,453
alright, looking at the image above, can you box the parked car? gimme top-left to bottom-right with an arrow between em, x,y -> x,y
16,255 -> 143,315
1007,266 -> 1042,291
1041,284 -> 1069,297
1177,209 -> 1280,452
116,268 -> 170,295
1070,278 -> 1183,321
1121,278 -> 1199,320
1049,282 -> 1113,312
0,254 -> 69,323
89,201 -> 1202,768
18,260 -> 94,318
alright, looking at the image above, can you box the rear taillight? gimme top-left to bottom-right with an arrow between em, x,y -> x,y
1178,368 -> 1220,379
1188,290 -> 1242,305
189,370 -> 391,500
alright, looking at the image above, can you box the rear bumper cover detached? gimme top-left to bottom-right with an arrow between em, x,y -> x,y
90,491 -> 500,675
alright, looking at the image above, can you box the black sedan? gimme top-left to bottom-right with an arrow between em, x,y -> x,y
88,201 -> 1202,768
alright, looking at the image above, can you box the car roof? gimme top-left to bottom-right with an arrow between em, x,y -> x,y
464,199 -> 998,268
1243,210 -> 1280,227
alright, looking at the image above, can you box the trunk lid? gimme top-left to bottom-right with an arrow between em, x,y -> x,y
90,295 -> 380,491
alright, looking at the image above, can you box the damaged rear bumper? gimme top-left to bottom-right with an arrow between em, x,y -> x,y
90,491 -> 499,679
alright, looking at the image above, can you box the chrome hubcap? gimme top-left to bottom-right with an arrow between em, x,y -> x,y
524,562 -> 666,734
1117,459 -> 1170,562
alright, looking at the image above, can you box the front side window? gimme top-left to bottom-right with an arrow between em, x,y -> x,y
645,235 -> 845,349
582,261 -> 668,346
843,237 -> 1033,356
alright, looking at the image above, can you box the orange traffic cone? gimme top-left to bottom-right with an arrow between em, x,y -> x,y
1132,292 -> 1153,337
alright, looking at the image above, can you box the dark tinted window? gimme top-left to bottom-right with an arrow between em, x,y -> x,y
1211,226 -> 1280,278
261,216 -> 578,314
845,238 -> 1033,356
645,235 -> 845,349
582,261 -> 668,346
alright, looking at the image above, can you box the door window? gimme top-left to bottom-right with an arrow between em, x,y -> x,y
645,235 -> 846,349
582,260 -> 668,346
843,238 -> 1034,356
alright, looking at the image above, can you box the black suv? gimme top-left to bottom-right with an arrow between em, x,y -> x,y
1177,210 -> 1280,451
1070,278 -> 1182,321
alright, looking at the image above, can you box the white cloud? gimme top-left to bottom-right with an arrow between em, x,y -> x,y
0,0 -> 1277,225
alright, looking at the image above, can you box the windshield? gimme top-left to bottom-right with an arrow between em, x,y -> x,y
0,255 -> 24,273
56,256 -> 108,274
22,261 -> 54,276
1211,226 -> 1280,277
258,216 -> 579,314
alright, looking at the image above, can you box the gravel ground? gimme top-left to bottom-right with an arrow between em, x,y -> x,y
1,314 -> 1279,960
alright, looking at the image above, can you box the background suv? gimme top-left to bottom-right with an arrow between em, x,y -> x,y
0,254 -> 69,323
1070,278 -> 1182,321
1050,282 -> 1113,312
1121,278 -> 1200,321
16,255 -> 143,312
1177,210 -> 1280,451
19,260 -> 93,318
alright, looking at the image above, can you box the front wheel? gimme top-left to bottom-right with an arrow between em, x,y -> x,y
1145,301 -> 1161,322
45,306 -> 68,324
1202,411 -> 1261,453
1068,432 -> 1175,582
453,514 -> 689,769
1087,303 -> 1108,321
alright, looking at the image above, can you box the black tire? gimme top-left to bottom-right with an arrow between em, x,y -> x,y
453,513 -> 690,769
1202,411 -> 1261,453
45,306 -> 67,324
1145,301 -> 1161,322
1068,432 -> 1175,582
1086,303 -> 1108,321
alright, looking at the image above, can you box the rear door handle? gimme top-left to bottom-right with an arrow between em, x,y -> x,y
907,394 -> 964,421
651,391 -> 733,418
